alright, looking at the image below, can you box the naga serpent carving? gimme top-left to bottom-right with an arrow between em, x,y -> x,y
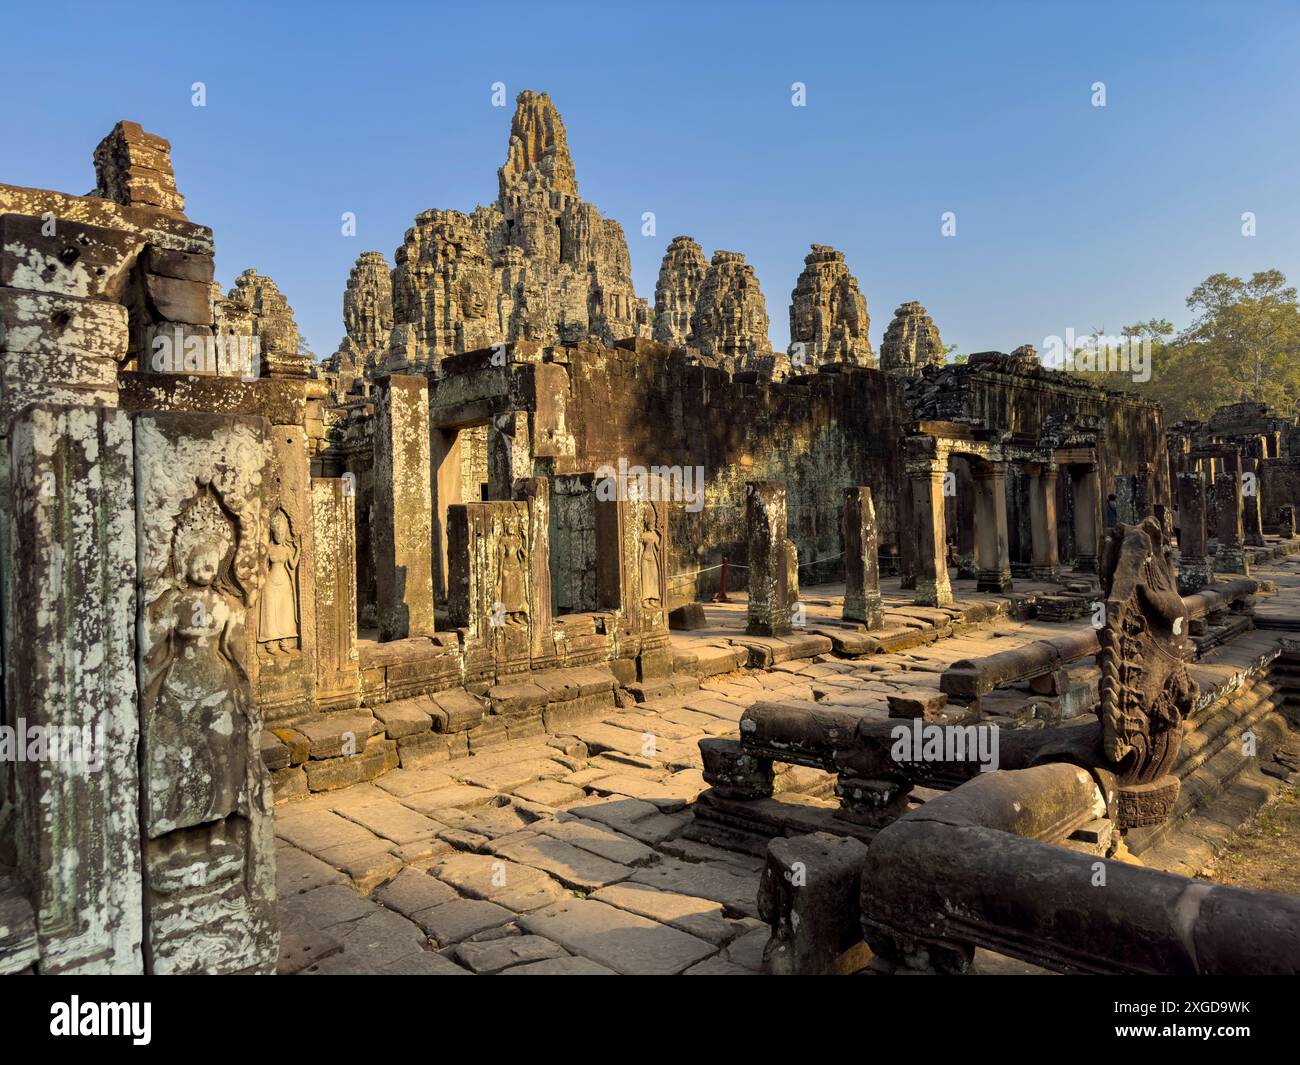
1096,516 -> 1198,784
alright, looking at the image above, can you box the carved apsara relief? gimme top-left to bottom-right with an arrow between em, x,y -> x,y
258,507 -> 300,653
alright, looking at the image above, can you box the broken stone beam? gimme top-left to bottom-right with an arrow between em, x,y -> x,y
699,737 -> 775,799
940,628 -> 1101,699
373,374 -> 435,639
860,763 -> 1300,974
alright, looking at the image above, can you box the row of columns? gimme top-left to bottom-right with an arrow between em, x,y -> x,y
905,441 -> 1102,608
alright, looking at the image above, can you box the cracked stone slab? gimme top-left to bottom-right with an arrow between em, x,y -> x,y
520,898 -> 717,975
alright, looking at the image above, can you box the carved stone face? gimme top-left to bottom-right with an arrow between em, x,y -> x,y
270,511 -> 288,545
186,546 -> 219,588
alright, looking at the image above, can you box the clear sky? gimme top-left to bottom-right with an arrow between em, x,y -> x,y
5,0 -> 1299,362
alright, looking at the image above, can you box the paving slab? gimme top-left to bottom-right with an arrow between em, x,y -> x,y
453,934 -> 569,974
489,830 -> 633,891
500,956 -> 619,975
591,882 -> 736,945
372,867 -> 459,916
519,898 -> 717,976
411,898 -> 515,946
429,852 -> 569,913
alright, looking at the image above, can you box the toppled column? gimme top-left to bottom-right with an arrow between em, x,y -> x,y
746,481 -> 797,636
842,486 -> 883,628
972,459 -> 1013,593
1070,463 -> 1101,573
1027,463 -> 1061,581
1177,473 -> 1212,596
373,374 -> 435,639
905,439 -> 952,607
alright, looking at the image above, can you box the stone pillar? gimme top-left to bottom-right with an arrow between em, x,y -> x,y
488,410 -> 532,500
373,374 -> 435,639
842,486 -> 883,628
897,454 -> 916,589
972,460 -> 1012,593
254,423 -> 317,722
1242,453 -> 1265,547
5,406 -> 142,974
1213,458 -> 1247,574
1070,463 -> 1101,573
1279,504 -> 1296,540
448,500 -> 533,678
312,478 -> 360,709
133,410 -> 278,975
905,441 -> 952,607
518,476 -> 557,671
953,461 -> 977,580
746,481 -> 796,636
1027,463 -> 1060,581
1177,472 -> 1212,596
1136,463 -> 1154,520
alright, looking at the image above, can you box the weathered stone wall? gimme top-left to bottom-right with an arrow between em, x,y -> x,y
551,344 -> 913,603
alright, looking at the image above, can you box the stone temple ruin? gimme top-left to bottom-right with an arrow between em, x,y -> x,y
1,96 -> 1298,977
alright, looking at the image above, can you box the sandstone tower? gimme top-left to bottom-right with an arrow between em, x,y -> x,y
653,236 -> 709,347
788,244 -> 873,369
879,301 -> 945,375
325,251 -> 394,393
693,250 -> 773,360
388,90 -> 649,369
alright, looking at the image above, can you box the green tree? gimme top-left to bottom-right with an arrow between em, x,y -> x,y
1174,270 -> 1300,415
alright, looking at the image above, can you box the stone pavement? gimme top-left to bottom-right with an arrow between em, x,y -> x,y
275,557 -> 1300,975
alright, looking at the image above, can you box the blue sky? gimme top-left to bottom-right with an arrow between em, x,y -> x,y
5,0 -> 1299,362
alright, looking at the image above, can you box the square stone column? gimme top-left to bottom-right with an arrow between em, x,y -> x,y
1213,456 -> 1248,574
972,459 -> 1012,593
312,478 -> 360,709
1027,463 -> 1060,581
746,481 -> 796,636
133,410 -> 278,975
1176,472 -> 1212,595
448,499 -> 533,679
842,486 -> 883,628
6,406 -> 142,974
1070,463 -> 1101,573
905,441 -> 952,607
373,374 -> 435,639
1242,452 -> 1265,547
953,461 -> 977,580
